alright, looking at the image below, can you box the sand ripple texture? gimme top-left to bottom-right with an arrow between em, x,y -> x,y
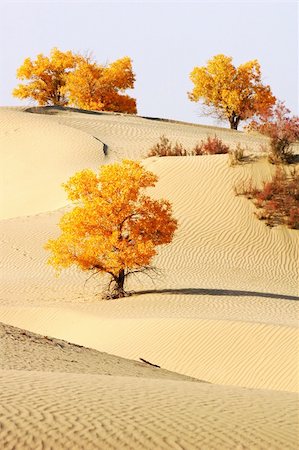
1,105 -> 282,162
1,369 -> 298,450
0,107 -> 298,396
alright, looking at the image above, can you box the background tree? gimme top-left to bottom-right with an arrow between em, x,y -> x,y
66,56 -> 137,113
248,101 -> 299,164
45,160 -> 177,299
13,48 -> 79,106
13,48 -> 137,113
188,54 -> 276,130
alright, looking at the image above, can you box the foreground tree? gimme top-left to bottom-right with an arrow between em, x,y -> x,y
188,54 -> 276,130
66,56 -> 137,113
13,48 -> 137,113
13,48 -> 79,106
248,101 -> 299,164
45,160 -> 177,298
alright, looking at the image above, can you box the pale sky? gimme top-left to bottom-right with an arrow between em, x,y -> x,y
0,1 -> 298,126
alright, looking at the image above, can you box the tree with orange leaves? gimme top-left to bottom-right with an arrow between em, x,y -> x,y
188,54 -> 276,130
13,48 -> 137,114
13,48 -> 79,106
45,160 -> 177,299
66,56 -> 137,113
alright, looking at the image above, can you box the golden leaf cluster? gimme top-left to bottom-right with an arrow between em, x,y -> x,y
45,160 -> 177,279
13,48 -> 137,114
189,54 -> 276,129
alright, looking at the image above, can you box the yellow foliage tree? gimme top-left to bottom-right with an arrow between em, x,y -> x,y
66,56 -> 137,113
13,48 -> 79,106
188,54 -> 276,130
45,160 -> 177,299
13,48 -> 137,114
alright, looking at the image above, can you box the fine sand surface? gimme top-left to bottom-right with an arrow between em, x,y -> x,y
1,323 -> 298,450
0,106 -> 298,449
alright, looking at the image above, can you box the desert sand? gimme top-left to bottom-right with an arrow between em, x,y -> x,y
0,106 -> 298,449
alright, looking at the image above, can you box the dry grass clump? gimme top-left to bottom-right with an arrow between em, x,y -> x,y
148,136 -> 188,157
235,167 -> 299,229
148,135 -> 229,157
228,144 -> 246,166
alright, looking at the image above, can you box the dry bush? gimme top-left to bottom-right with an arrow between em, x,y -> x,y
147,135 -> 189,157
248,102 -> 299,165
234,179 -> 259,199
235,167 -> 299,228
148,135 -> 229,158
172,141 -> 188,156
148,135 -> 172,157
228,144 -> 246,166
193,135 -> 229,155
267,144 -> 295,165
192,143 -> 204,155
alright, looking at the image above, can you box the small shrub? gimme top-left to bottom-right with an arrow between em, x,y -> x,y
148,135 -> 172,157
268,144 -> 295,165
229,144 -> 246,166
248,101 -> 299,165
234,179 -> 259,199
193,135 -> 229,155
172,141 -> 188,156
148,135 -> 189,157
235,167 -> 299,228
192,143 -> 204,155
148,135 -> 229,157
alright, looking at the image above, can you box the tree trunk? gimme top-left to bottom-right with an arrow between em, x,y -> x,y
229,115 -> 240,130
109,269 -> 127,299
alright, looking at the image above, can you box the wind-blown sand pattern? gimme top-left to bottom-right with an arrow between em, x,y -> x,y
0,107 -> 298,448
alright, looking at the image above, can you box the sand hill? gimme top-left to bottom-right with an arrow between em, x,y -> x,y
0,106 -> 298,449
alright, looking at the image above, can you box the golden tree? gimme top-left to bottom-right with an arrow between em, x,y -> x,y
66,56 -> 137,113
13,48 -> 79,106
45,160 -> 177,299
13,48 -> 137,113
188,54 -> 276,130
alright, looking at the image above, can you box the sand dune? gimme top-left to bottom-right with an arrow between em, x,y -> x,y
0,322 -> 200,381
1,324 -> 298,450
0,107 -> 298,448
0,109 -> 105,218
1,369 -> 298,450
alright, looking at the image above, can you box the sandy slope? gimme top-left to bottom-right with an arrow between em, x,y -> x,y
0,107 -> 298,448
0,109 -> 104,218
1,324 -> 298,450
1,370 -> 298,450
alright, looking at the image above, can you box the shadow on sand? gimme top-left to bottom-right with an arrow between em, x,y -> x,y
133,288 -> 298,301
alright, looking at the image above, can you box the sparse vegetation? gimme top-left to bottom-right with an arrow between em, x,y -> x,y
235,167 -> 299,228
248,102 -> 299,164
148,135 -> 229,157
147,136 -> 188,157
193,136 -> 229,155
228,144 -> 246,166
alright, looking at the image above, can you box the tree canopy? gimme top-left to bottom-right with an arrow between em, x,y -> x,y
66,56 -> 136,113
188,54 -> 276,130
45,160 -> 177,298
13,48 -> 137,114
13,48 -> 79,106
